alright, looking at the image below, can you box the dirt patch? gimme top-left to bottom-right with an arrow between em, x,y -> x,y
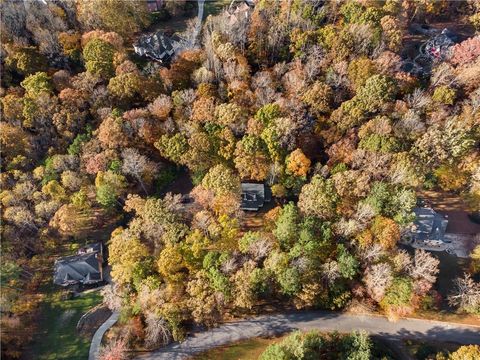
77,305 -> 112,339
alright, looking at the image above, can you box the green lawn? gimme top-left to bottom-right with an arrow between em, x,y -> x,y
31,291 -> 103,360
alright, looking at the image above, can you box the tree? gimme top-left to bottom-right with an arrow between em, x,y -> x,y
432,85 -> 456,105
301,81 -> 333,114
337,244 -> 359,280
348,57 -> 377,91
21,72 -> 52,96
298,175 -> 338,220
233,135 -> 270,181
121,148 -> 158,194
380,277 -> 414,318
370,216 -> 400,250
144,313 -> 171,349
201,164 -> 240,196
364,262 -> 393,302
408,250 -> 440,285
448,273 -> 480,315
83,38 -> 115,78
341,331 -> 373,360
77,0 -> 150,37
0,123 -> 32,164
155,134 -> 189,164
186,270 -> 224,327
449,345 -> 480,360
95,171 -> 127,208
98,338 -> 129,360
109,228 -> 149,285
108,72 -> 143,101
286,149 -> 311,177
273,203 -> 300,250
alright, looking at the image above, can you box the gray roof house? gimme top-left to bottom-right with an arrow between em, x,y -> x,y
133,31 -> 184,63
240,183 -> 271,211
411,207 -> 449,245
54,243 -> 104,286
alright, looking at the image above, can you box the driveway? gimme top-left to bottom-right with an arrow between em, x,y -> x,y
89,311 -> 119,360
135,310 -> 480,360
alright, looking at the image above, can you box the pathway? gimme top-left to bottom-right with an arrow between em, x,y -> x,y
135,310 -> 480,360
88,311 -> 120,360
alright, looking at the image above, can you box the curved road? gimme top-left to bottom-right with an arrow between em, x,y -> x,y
135,311 -> 480,360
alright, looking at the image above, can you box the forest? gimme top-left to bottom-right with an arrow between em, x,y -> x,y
0,0 -> 479,359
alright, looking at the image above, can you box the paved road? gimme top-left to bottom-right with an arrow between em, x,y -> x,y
135,311 -> 480,360
89,311 -> 119,360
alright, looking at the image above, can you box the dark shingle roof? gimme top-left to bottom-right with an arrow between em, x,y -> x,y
133,31 -> 184,62
53,243 -> 103,286
240,183 -> 270,211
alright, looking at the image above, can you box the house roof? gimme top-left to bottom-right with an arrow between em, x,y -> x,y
240,183 -> 270,211
133,31 -> 184,62
54,251 -> 102,286
412,207 -> 448,242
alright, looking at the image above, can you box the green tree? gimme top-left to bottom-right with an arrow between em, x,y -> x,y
21,72 -> 52,96
83,38 -> 115,78
155,134 -> 189,164
273,203 -> 300,250
432,86 -> 456,105
108,72 -> 143,101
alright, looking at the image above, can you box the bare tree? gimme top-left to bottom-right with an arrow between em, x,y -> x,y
322,260 -> 340,284
358,243 -> 385,265
248,237 -> 273,261
408,249 -> 440,284
406,88 -> 431,111
101,284 -> 123,311
144,313 -> 171,349
364,262 -> 393,302
121,148 -> 158,195
448,273 -> 480,313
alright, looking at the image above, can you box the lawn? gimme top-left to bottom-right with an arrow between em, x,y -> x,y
193,336 -> 283,360
30,290 -> 103,360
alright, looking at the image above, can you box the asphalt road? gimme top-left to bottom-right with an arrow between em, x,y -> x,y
135,310 -> 480,360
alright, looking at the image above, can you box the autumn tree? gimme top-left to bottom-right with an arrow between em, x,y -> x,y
298,175 -> 338,220
77,0 -> 150,37
109,228 -> 149,286
286,149 -> 311,177
201,164 -> 240,196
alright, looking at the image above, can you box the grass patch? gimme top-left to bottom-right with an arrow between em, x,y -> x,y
31,291 -> 103,360
193,336 -> 283,360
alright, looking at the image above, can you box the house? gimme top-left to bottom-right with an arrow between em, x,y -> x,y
133,31 -> 185,63
411,207 -> 449,246
240,183 -> 271,211
53,243 -> 104,287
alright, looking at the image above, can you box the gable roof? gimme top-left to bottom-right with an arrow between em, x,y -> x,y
54,251 -> 102,286
240,183 -> 271,211
412,207 -> 448,242
133,31 -> 184,62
